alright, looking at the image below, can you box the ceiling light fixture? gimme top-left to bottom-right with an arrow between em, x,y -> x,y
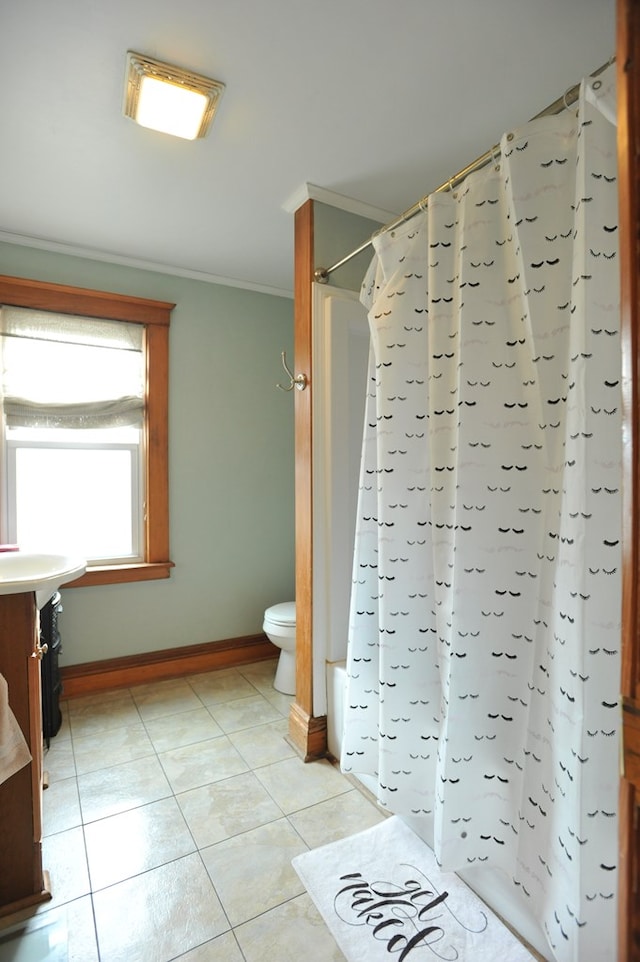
123,51 -> 225,140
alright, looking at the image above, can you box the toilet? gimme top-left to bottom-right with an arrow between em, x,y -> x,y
263,601 -> 296,695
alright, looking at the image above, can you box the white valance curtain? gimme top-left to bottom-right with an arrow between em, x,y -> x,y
0,306 -> 144,429
341,65 -> 620,962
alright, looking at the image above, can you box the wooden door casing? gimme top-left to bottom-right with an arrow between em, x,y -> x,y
289,199 -> 329,760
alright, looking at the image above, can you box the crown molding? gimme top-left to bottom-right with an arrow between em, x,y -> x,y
282,183 -> 397,225
0,231 -> 293,300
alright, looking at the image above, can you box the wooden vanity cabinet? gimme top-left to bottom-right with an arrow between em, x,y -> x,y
0,591 -> 50,916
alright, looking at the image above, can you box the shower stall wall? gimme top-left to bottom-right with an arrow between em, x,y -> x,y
310,283 -> 368,712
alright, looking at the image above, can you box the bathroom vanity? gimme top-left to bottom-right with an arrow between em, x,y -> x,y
0,590 -> 49,915
0,552 -> 85,916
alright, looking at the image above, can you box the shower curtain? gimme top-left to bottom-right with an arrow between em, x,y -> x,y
341,65 -> 619,962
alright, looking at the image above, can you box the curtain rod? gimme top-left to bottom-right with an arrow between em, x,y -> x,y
314,57 -> 614,284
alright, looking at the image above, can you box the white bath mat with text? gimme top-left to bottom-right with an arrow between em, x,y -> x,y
292,816 -> 536,962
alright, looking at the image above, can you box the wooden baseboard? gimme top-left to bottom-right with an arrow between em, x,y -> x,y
288,700 -> 327,761
60,634 -> 277,698
0,874 -> 52,921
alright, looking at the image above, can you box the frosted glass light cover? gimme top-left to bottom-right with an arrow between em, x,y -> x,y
136,77 -> 208,140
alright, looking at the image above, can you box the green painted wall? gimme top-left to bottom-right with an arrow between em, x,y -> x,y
0,242 -> 295,665
314,203 -> 383,293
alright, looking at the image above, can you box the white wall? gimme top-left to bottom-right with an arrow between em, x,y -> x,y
312,285 -> 370,715
0,241 -> 295,665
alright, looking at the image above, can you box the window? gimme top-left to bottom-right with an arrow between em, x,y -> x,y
0,275 -> 174,587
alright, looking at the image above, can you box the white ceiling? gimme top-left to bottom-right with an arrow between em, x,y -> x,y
0,0 -> 614,298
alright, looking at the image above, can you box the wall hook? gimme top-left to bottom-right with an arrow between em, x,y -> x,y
276,351 -> 308,392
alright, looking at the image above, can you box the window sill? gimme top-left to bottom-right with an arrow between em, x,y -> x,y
64,561 -> 174,588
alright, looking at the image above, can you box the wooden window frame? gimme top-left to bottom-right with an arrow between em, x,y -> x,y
0,274 -> 174,586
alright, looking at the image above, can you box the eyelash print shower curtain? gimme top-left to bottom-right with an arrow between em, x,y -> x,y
341,65 -> 620,962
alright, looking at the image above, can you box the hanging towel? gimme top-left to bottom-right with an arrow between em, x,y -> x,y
0,672 -> 31,785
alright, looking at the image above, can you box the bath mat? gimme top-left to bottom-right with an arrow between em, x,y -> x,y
292,816 -> 536,962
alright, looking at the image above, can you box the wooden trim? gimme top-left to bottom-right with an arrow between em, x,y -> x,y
0,274 -> 173,580
293,200 -> 315,720
618,779 -> 636,962
64,561 -> 174,588
291,198 -> 330,760
618,2 -> 640,958
0,882 -> 52,921
288,700 -> 328,762
60,634 -> 277,698
624,705 -> 640,784
145,323 -> 170,564
0,274 -> 173,325
625,696 -> 640,718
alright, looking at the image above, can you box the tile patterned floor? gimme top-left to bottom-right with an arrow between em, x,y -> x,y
2,660 -> 387,962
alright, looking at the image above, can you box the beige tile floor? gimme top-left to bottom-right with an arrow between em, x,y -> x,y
2,659 -> 387,962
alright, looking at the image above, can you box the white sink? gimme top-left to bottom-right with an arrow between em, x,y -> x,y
0,552 -> 86,608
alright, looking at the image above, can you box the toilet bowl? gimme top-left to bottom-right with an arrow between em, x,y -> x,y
263,601 -> 296,695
